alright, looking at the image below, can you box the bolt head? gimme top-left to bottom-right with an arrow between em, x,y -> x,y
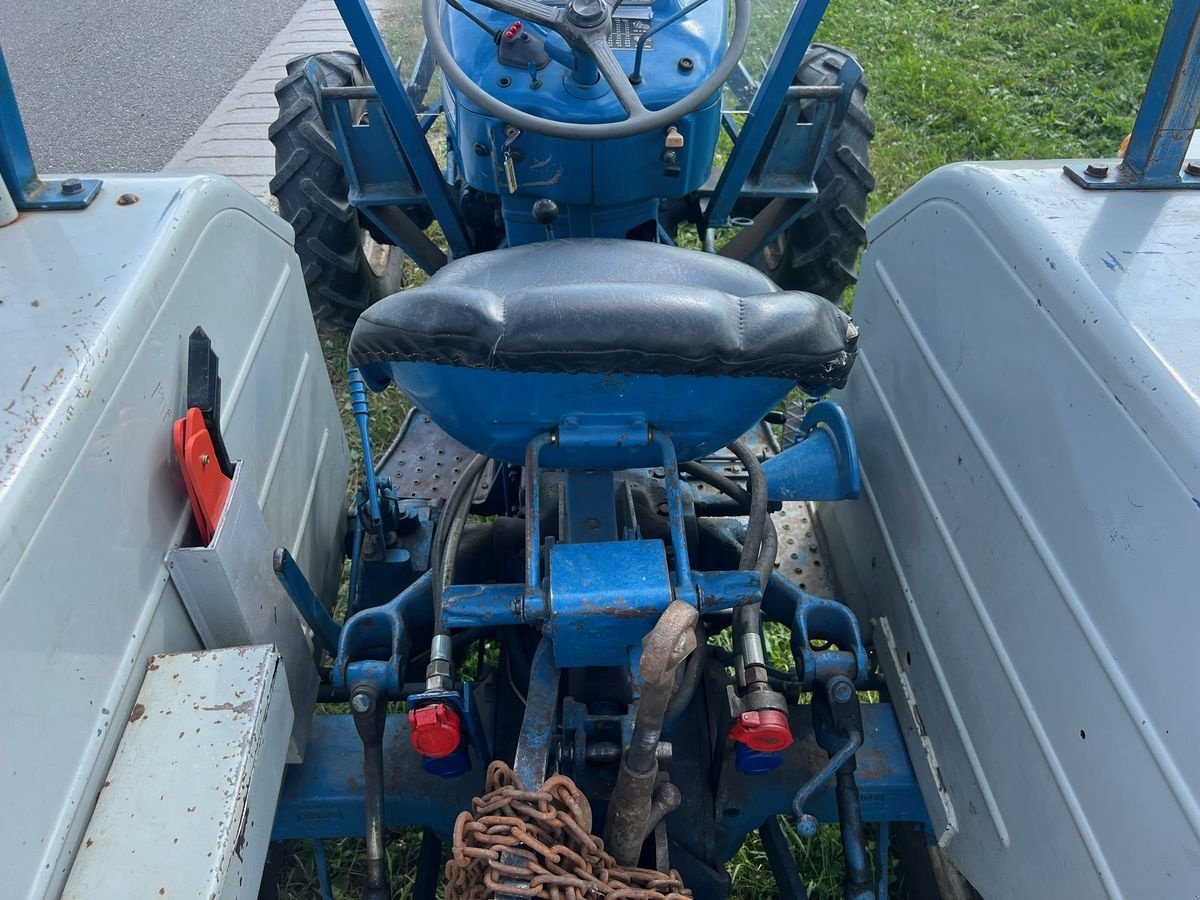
1084,163 -> 1109,179
350,692 -> 372,713
678,57 -> 695,72
61,178 -> 83,195
1185,161 -> 1200,177
831,679 -> 855,703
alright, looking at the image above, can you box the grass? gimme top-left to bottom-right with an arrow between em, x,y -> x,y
279,0 -> 1172,896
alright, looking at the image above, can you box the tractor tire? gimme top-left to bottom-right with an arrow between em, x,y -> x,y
269,52 -> 402,332
754,44 -> 875,306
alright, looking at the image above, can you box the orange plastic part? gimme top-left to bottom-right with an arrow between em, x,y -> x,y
173,407 -> 232,544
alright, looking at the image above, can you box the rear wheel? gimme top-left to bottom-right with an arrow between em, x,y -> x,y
269,52 -> 403,331
753,44 -> 875,305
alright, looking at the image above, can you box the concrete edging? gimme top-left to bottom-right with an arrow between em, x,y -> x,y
165,0 -> 387,198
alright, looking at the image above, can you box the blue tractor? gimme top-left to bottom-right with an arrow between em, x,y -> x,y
4,0 -> 1198,896
263,1 -> 895,896
268,0 -> 873,330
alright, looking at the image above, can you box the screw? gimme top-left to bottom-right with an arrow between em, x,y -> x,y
199,453 -> 210,465
61,178 -> 83,195
1084,163 -> 1109,179
350,692 -> 372,713
1185,162 -> 1200,177
831,679 -> 855,703
677,57 -> 694,73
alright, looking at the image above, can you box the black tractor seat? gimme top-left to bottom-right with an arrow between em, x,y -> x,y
347,239 -> 858,386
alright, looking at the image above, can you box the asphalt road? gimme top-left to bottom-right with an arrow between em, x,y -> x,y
0,0 -> 309,173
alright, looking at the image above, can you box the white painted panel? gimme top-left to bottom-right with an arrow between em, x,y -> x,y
63,646 -> 292,900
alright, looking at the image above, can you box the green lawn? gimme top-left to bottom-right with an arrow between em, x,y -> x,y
280,0 -> 1171,896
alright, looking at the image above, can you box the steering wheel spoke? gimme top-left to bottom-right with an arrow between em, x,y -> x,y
486,0 -> 561,29
586,36 -> 648,120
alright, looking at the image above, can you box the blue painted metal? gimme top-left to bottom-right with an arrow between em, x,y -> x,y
877,819 -> 890,900
0,45 -> 101,210
438,0 -> 727,243
762,399 -> 861,501
766,572 -> 870,689
792,728 -> 861,837
313,839 -> 335,900
704,0 -> 833,228
422,745 -> 471,778
629,0 -> 718,84
512,637 -> 560,789
1064,0 -> 1200,190
334,572 -> 432,694
348,368 -> 386,548
272,713 -> 484,841
273,547 -> 342,656
547,540 -> 673,666
713,702 -> 929,861
440,569 -> 757,629
651,429 -> 696,594
364,360 -> 796,467
332,0 -> 472,255
735,743 -> 785,775
1122,0 -> 1200,182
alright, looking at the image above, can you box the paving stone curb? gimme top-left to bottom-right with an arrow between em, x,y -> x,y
165,0 -> 387,199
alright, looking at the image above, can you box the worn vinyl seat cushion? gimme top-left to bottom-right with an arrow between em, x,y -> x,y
347,239 -> 858,385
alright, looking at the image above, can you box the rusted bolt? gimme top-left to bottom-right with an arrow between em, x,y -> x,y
350,692 -> 372,713
1084,163 -> 1109,179
1185,161 -> 1200,177
61,178 -> 83,195
116,193 -> 139,205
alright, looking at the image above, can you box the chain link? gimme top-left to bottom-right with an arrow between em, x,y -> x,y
446,761 -> 692,900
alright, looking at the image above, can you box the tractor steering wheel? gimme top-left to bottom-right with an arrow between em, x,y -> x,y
422,0 -> 751,139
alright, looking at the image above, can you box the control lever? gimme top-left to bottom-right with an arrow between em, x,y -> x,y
351,684 -> 390,900
532,198 -> 559,240
662,125 -> 685,177
792,674 -> 875,900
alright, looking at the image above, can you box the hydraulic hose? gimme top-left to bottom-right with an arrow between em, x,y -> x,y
430,453 -> 489,634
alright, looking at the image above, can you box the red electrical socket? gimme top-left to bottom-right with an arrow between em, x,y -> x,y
408,703 -> 462,758
730,709 -> 794,752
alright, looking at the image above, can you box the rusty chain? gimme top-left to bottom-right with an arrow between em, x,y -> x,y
446,761 -> 692,900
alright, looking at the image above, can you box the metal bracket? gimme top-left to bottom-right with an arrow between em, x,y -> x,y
1063,159 -> 1200,190
1064,0 -> 1200,190
0,45 -> 102,210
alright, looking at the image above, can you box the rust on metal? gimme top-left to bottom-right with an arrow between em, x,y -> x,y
447,761 -> 692,900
